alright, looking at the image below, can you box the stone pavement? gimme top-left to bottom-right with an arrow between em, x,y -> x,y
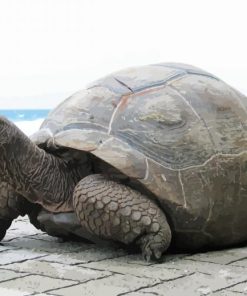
1,217 -> 247,295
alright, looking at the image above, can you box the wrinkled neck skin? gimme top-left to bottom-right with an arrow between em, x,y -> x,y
0,117 -> 84,212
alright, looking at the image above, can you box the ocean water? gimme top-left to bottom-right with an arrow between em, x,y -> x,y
0,109 -> 50,136
0,109 -> 50,122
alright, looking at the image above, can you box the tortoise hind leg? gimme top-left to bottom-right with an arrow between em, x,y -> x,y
73,174 -> 172,261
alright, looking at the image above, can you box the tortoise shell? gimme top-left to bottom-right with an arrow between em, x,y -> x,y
32,63 -> 247,249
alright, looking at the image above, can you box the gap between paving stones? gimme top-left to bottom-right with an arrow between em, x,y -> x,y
182,256 -> 247,266
116,273 -> 195,296
226,256 -> 247,265
212,278 -> 247,294
43,273 -> 113,294
78,262 -> 192,280
38,253 -> 129,265
0,254 -> 49,266
0,266 -> 85,283
0,263 -> 114,283
127,272 -> 247,296
0,273 -> 30,284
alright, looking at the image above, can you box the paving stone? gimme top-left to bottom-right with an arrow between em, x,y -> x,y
0,274 -> 77,295
185,248 -> 247,265
228,282 -> 247,294
41,247 -> 126,264
2,260 -> 112,282
50,274 -> 159,296
0,269 -> 28,282
0,249 -> 47,265
28,233 -> 66,242
14,216 -> 29,222
82,259 -> 189,280
0,287 -> 24,296
3,237 -> 93,254
0,244 -> 17,252
99,253 -> 187,266
158,257 -> 247,279
3,219 -> 43,241
141,272 -> 247,296
230,257 -> 247,268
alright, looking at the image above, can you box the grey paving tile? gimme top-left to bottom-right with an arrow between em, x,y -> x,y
185,247 -> 247,265
3,236 -> 93,254
12,216 -> 29,222
41,247 -> 126,264
0,249 -> 47,265
228,281 -> 247,294
28,233 -> 65,242
0,268 -> 28,282
230,257 -> 247,268
158,257 -> 247,278
82,258 -> 189,280
99,253 -> 188,266
0,274 -> 77,296
141,271 -> 247,296
3,219 -> 43,241
50,274 -> 159,296
2,260 -> 112,282
0,287 -> 25,296
3,216 -> 247,296
0,244 -> 17,252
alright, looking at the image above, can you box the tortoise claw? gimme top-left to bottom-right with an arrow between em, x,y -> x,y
139,234 -> 167,262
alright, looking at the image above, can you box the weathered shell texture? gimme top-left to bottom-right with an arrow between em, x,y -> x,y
34,63 -> 247,249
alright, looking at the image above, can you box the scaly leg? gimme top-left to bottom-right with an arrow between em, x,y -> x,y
73,174 -> 172,261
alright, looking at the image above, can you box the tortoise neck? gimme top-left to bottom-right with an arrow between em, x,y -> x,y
0,117 -> 81,211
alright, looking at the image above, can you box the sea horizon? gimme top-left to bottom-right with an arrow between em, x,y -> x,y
0,109 -> 51,122
0,109 -> 50,136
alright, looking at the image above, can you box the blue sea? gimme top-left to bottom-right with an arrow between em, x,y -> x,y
0,109 -> 51,136
0,109 -> 50,122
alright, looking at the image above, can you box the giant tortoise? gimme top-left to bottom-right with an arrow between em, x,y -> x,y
1,62 -> 247,261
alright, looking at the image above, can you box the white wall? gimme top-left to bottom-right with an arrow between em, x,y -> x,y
0,0 -> 246,108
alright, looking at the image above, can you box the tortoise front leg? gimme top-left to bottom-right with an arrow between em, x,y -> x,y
73,174 -> 172,261
0,182 -> 43,240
